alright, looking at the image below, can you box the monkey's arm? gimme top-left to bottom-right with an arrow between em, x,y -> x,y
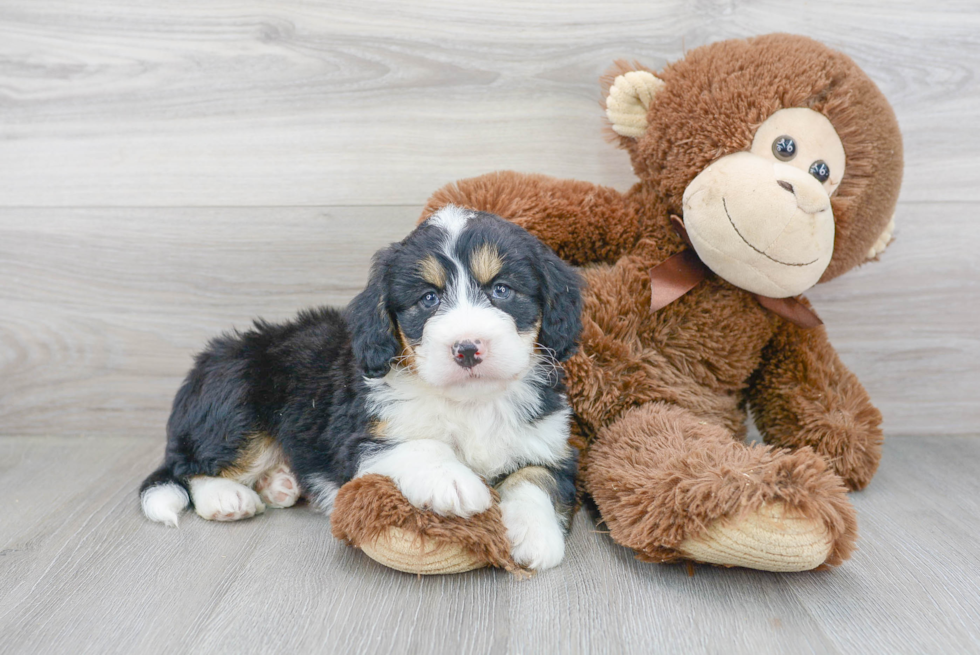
422,171 -> 641,266
747,318 -> 883,491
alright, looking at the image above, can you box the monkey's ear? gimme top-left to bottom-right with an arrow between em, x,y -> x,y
346,248 -> 401,378
603,66 -> 665,139
866,213 -> 896,260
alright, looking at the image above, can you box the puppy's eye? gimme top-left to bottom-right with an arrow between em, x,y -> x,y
491,283 -> 513,300
419,291 -> 440,309
772,136 -> 797,161
809,160 -> 830,183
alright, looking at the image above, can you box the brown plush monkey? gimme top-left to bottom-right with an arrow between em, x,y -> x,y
333,34 -> 902,573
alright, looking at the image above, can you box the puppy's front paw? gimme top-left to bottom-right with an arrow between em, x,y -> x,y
357,440 -> 492,518
190,477 -> 266,522
501,486 -> 566,570
399,462 -> 493,518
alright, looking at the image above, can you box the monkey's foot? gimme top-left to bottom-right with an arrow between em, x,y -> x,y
678,501 -> 833,572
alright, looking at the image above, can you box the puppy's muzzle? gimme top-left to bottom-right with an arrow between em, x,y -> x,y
452,340 -> 483,369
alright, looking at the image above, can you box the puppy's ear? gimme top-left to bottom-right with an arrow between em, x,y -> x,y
346,247 -> 401,378
536,242 -> 583,362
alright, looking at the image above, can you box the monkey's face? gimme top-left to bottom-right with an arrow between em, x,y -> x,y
681,109 -> 846,298
603,35 -> 903,291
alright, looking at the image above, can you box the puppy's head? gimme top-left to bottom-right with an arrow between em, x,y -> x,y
346,206 -> 582,387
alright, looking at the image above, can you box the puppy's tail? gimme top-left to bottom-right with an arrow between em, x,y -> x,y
140,465 -> 191,528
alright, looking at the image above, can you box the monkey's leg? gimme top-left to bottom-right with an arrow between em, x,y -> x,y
583,401 -> 858,571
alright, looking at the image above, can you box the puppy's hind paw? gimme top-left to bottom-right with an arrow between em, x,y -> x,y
256,465 -> 300,508
190,477 -> 266,522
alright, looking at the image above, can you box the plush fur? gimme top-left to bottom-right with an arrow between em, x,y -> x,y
414,34 -> 902,570
139,208 -> 583,570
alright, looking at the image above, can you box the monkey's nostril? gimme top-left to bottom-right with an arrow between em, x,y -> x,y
777,180 -> 795,194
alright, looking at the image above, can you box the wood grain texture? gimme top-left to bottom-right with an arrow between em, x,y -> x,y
1,202 -> 976,438
0,435 -> 978,654
0,206 -> 419,437
0,0 -> 978,206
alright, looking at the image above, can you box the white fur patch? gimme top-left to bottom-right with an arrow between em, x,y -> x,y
141,483 -> 189,528
366,368 -> 571,480
357,440 -> 493,517
428,204 -> 472,242
189,476 -> 266,522
306,474 -> 340,514
415,302 -> 534,388
500,481 -> 566,570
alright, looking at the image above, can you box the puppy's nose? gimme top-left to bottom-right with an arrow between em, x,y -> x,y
452,340 -> 482,368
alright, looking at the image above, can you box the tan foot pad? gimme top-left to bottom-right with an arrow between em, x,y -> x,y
361,526 -> 486,575
330,474 -> 521,576
678,501 -> 833,572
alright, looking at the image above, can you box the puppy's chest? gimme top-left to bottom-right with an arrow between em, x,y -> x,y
369,387 -> 569,478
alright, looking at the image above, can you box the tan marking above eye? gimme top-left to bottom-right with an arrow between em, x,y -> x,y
470,243 -> 503,285
418,255 -> 446,288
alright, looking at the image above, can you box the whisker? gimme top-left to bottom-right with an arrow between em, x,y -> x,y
533,342 -> 562,385
388,354 -> 418,374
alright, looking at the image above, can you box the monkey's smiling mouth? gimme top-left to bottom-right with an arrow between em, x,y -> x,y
722,197 -> 819,267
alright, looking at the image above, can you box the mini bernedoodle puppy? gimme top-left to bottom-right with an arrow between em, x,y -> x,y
140,206 -> 583,570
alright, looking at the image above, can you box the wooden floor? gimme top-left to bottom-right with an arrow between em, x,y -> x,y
1,436 -> 979,654
2,1 -> 979,653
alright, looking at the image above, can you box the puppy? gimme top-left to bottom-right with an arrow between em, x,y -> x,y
140,206 -> 583,570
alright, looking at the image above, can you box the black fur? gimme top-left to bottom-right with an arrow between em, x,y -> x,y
139,465 -> 189,498
534,239 -> 584,362
159,307 -> 378,490
549,446 -> 580,515
346,248 -> 401,379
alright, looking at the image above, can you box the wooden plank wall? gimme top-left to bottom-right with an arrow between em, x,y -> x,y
1,0 -> 978,437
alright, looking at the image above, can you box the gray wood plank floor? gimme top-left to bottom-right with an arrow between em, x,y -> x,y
2,1 -> 979,653
1,436 -> 978,655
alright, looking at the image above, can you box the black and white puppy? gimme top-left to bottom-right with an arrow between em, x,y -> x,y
140,206 -> 583,570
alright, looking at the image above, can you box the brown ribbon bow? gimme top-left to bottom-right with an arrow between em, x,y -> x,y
648,216 -> 823,329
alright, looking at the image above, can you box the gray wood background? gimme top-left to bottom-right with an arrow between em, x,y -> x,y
1,1 -> 978,653
0,0 -> 977,438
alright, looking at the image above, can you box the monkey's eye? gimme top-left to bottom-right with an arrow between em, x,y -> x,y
772,136 -> 797,161
809,160 -> 830,183
491,283 -> 513,300
419,291 -> 440,309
